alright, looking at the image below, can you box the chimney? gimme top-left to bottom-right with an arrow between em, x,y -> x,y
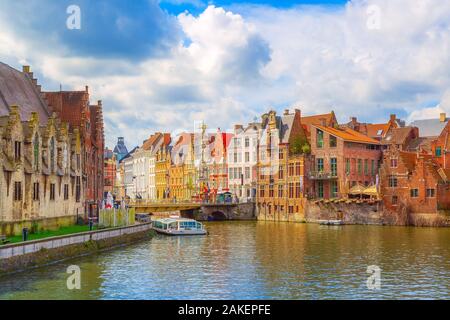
85,85 -> 89,93
390,114 -> 396,122
350,117 -> 357,125
22,65 -> 30,73
98,100 -> 102,108
163,133 -> 171,145
440,113 -> 446,122
284,109 -> 290,115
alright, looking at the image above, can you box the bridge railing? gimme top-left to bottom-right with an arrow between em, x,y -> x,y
129,198 -> 255,207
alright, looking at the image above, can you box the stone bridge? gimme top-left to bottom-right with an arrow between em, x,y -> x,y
130,201 -> 255,221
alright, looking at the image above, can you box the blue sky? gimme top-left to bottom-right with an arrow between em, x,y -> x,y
160,0 -> 348,15
1,0 -> 450,149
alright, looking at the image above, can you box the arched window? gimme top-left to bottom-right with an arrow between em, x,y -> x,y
33,134 -> 39,171
50,137 -> 55,173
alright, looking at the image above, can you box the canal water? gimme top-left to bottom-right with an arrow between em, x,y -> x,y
0,221 -> 449,300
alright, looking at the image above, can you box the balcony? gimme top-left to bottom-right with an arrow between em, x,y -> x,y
308,171 -> 338,180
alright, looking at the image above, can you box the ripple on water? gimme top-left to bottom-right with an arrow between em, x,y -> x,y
0,222 -> 449,300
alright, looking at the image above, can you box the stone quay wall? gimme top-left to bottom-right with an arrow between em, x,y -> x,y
0,223 -> 153,275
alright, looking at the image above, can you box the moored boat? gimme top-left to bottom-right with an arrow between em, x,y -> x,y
152,218 -> 207,236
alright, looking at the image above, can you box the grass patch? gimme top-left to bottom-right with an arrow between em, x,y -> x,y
5,225 -> 99,244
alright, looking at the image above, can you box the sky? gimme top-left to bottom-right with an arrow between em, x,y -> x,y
0,0 -> 450,149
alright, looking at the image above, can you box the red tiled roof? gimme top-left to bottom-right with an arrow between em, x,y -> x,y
366,123 -> 390,138
314,125 -> 381,144
302,113 -> 335,129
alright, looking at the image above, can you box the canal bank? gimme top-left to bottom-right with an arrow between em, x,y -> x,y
0,223 -> 154,275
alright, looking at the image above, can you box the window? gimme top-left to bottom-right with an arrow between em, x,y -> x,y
317,158 -> 324,172
295,162 -> 301,176
390,158 -> 398,168
229,168 -> 234,180
331,158 -> 337,176
330,135 -> 337,148
331,181 -> 338,198
14,141 -> 21,161
278,165 -> 284,179
76,177 -> 81,202
245,167 -> 250,179
345,158 -> 350,175
288,163 -> 294,176
317,181 -> 324,198
259,185 -> 265,198
357,159 -> 362,175
245,138 -> 250,148
436,147 -> 442,157
64,184 -> 69,200
410,189 -> 419,198
289,183 -> 294,198
426,188 -> 435,197
269,184 -> 274,197
392,196 -> 398,205
33,182 -> 40,201
316,129 -> 324,148
371,160 -> 376,175
245,152 -> 250,163
279,149 -> 284,160
295,182 -> 301,198
389,176 -> 398,187
364,159 -> 369,175
77,154 -> 81,170
14,182 -> 22,201
278,185 -> 284,198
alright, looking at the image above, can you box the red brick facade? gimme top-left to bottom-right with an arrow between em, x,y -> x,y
309,125 -> 382,199
380,148 -> 450,214
44,87 -> 104,216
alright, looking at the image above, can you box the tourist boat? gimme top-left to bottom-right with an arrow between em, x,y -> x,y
152,218 -> 207,236
318,220 -> 344,226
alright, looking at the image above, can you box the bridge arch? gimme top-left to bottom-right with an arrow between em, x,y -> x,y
209,211 -> 227,221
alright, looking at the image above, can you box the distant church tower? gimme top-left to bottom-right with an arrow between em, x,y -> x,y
113,137 -> 128,162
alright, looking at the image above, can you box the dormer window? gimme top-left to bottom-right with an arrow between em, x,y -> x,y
14,141 -> 21,161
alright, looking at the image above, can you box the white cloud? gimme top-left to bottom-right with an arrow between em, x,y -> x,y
1,0 -> 450,149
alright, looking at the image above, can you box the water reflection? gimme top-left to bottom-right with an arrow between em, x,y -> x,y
0,222 -> 449,300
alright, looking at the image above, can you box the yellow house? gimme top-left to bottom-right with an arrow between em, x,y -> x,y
155,146 -> 171,200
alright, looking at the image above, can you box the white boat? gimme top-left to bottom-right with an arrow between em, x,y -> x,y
152,218 -> 207,236
318,219 -> 344,226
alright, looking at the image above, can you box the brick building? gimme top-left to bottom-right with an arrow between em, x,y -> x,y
344,114 -> 403,141
256,109 -> 311,222
309,124 -> 382,199
103,148 -> 116,195
44,86 -> 105,216
380,148 -> 450,214
0,63 -> 86,234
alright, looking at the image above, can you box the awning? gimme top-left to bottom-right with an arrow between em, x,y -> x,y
363,185 -> 379,197
348,183 -> 365,195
